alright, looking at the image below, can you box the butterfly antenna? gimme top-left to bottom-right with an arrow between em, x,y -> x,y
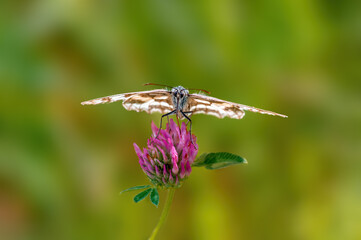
188,88 -> 211,95
144,83 -> 173,89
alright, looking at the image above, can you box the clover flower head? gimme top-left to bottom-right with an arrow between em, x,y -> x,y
133,119 -> 198,188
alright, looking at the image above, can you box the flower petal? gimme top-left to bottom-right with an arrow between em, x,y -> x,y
179,161 -> 186,179
133,143 -> 144,160
169,169 -> 174,183
162,177 -> 167,185
157,146 -> 168,163
169,119 -> 180,139
145,161 -> 154,174
155,166 -> 161,177
171,146 -> 179,174
151,121 -> 159,137
175,175 -> 179,185
163,165 -> 168,178
185,161 -> 192,177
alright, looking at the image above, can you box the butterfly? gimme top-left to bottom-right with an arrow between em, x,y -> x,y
81,83 -> 288,141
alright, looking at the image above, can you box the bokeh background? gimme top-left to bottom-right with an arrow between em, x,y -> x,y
1,1 -> 361,240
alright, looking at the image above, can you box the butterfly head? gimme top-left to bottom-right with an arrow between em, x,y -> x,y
171,86 -> 189,110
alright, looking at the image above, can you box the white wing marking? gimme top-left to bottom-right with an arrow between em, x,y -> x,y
81,89 -> 173,114
81,93 -> 126,105
187,94 -> 287,119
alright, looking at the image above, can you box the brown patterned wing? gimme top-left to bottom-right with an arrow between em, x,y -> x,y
81,89 -> 174,114
186,94 -> 288,119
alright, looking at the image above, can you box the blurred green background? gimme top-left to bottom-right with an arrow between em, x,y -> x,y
1,1 -> 361,240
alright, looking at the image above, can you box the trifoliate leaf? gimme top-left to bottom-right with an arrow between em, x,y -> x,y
150,188 -> 159,207
120,185 -> 151,194
133,188 -> 152,203
192,152 -> 247,170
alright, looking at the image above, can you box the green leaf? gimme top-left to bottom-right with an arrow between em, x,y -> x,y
134,188 -> 152,203
120,185 -> 151,194
192,152 -> 247,170
150,188 -> 159,207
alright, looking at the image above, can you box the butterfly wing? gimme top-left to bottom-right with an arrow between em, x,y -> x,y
187,94 -> 288,119
81,89 -> 174,114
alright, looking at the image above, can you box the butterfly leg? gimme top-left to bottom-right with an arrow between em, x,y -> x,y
180,111 -> 197,149
155,110 -> 176,140
166,115 -> 170,133
182,111 -> 193,127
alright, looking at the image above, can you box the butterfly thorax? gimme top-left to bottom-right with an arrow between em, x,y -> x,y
171,86 -> 189,117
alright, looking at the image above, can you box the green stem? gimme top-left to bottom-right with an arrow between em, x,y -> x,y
148,188 -> 176,240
